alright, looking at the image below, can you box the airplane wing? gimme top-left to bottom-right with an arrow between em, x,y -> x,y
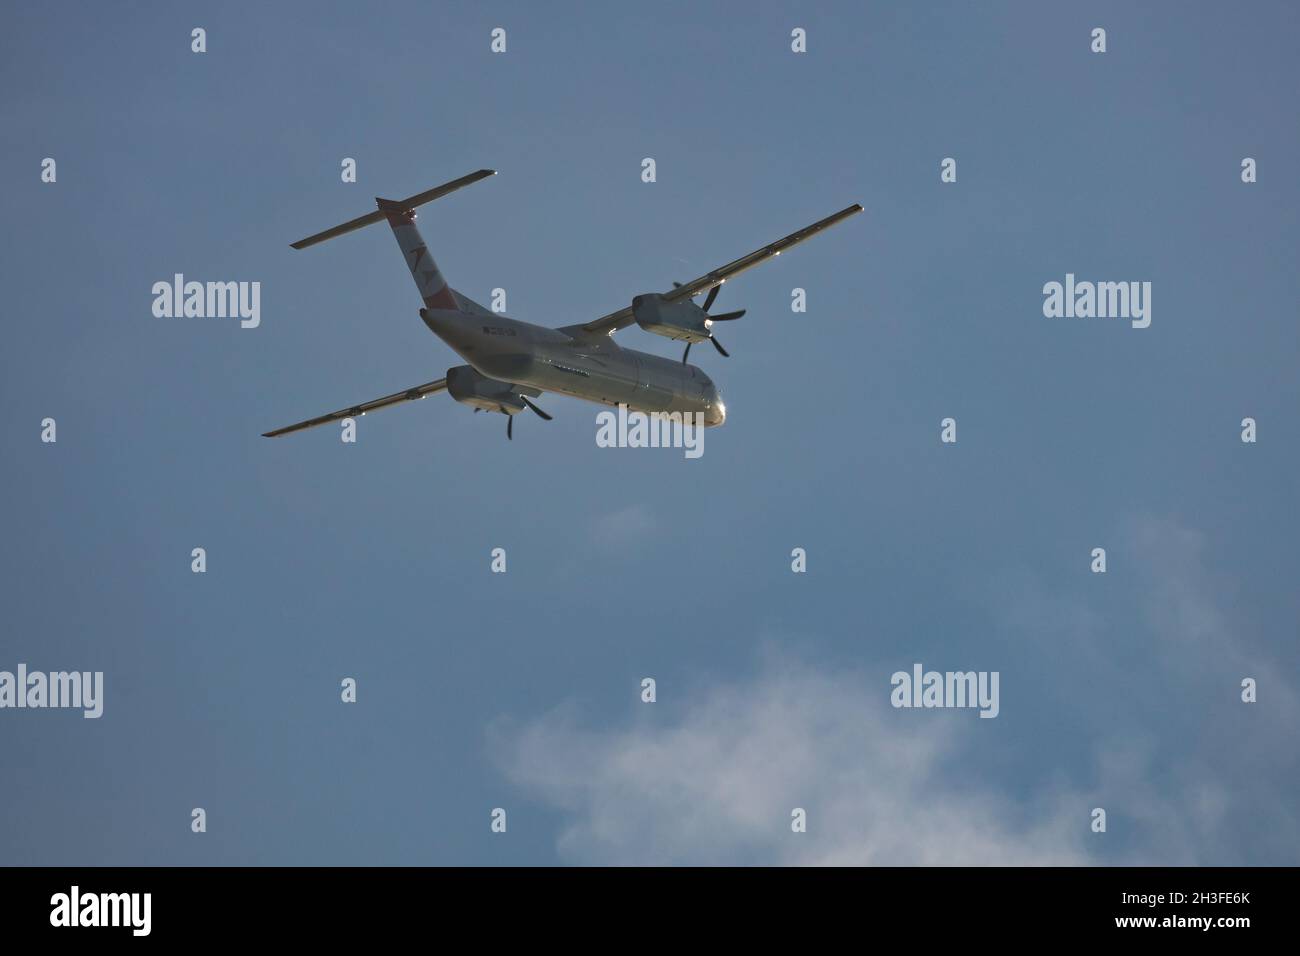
581,203 -> 863,336
262,379 -> 448,437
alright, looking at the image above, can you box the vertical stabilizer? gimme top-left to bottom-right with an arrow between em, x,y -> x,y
377,199 -> 459,311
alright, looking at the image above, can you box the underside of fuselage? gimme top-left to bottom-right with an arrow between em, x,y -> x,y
420,308 -> 726,425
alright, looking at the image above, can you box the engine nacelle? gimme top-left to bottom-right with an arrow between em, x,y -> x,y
632,293 -> 712,344
446,365 -> 535,414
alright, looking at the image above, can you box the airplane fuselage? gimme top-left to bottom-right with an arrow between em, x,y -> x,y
422,308 -> 726,426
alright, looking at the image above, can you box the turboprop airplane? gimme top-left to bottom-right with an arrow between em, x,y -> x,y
264,169 -> 862,439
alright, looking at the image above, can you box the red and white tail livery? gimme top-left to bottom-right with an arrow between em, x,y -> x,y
376,197 -> 458,312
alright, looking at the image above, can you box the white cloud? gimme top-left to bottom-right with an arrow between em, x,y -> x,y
497,514 -> 1299,865
1128,516 -> 1295,712
494,659 -> 1090,866
981,513 -> 1300,864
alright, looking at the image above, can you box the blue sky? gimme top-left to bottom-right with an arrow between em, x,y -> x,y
1,1 -> 1297,865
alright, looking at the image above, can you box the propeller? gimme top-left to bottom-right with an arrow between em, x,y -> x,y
520,395 -> 552,420
505,395 -> 553,440
680,284 -> 746,363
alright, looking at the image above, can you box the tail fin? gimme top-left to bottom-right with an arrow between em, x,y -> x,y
286,169 -> 497,317
376,198 -> 458,311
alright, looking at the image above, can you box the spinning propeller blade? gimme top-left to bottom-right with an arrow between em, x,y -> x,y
520,395 -> 552,420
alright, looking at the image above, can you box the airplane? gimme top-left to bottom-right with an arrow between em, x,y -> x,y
263,169 -> 862,440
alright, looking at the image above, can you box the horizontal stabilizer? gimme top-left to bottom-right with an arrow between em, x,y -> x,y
290,169 -> 496,250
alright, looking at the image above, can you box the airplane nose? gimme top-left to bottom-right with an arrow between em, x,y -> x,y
706,387 -> 726,426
